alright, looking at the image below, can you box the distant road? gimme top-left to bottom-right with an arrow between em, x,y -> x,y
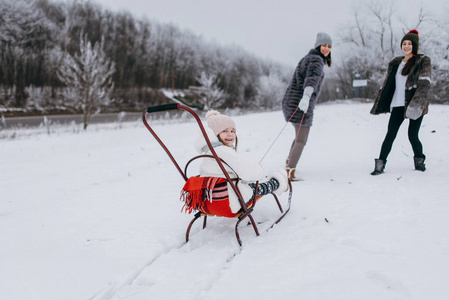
1,112 -> 143,129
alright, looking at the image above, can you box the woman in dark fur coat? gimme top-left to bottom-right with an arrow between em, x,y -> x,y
370,29 -> 431,175
282,32 -> 332,181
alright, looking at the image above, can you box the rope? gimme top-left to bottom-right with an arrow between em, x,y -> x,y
258,107 -> 304,164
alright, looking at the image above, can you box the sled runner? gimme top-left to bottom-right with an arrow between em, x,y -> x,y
143,103 -> 292,246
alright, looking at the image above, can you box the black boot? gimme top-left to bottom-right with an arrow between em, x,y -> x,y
370,159 -> 386,176
414,155 -> 426,172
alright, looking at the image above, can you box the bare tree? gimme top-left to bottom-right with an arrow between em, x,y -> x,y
398,8 -> 427,32
333,0 -> 430,100
366,1 -> 395,54
354,9 -> 366,47
58,34 -> 115,129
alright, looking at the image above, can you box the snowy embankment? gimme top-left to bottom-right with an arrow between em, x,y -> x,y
1,102 -> 448,300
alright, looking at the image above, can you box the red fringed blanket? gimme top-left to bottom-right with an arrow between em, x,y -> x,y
180,177 -> 228,214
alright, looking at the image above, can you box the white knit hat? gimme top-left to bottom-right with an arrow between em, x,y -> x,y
206,110 -> 236,135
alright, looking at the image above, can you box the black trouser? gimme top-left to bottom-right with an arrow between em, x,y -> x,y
379,106 -> 424,160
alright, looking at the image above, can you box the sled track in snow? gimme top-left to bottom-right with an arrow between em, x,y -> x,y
88,229 -> 244,300
87,239 -> 187,300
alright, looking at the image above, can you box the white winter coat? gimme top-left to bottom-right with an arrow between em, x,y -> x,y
194,127 -> 265,213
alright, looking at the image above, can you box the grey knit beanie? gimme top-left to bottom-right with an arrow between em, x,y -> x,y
401,29 -> 419,48
314,32 -> 332,48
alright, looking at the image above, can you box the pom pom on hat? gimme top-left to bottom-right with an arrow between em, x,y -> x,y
401,29 -> 419,48
206,110 -> 236,136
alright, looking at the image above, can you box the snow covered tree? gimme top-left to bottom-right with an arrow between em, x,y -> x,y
256,73 -> 286,109
0,0 -> 55,107
58,34 -> 115,129
424,8 -> 449,103
0,0 -> 290,112
196,71 -> 225,110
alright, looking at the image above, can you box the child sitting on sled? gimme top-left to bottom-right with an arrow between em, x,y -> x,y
187,110 -> 288,215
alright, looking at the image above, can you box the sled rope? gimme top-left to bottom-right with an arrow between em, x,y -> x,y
258,107 -> 304,164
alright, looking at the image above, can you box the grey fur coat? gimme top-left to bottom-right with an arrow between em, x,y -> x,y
370,54 -> 432,120
282,48 -> 327,126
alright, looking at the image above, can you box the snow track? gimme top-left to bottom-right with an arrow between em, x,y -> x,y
88,223 -> 240,300
88,239 -> 187,300
89,213 -> 281,300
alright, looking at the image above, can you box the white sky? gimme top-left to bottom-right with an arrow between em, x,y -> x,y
91,0 -> 447,66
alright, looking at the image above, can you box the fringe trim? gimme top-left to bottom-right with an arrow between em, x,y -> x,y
180,177 -> 223,214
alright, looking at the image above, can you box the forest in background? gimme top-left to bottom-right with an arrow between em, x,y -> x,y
1,0 -> 289,117
1,0 -> 448,118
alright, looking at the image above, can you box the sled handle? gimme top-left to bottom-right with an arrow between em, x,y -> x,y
146,103 -> 179,113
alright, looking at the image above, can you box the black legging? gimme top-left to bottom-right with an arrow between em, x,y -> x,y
379,106 -> 424,160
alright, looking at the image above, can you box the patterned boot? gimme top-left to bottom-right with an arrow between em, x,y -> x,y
248,178 -> 281,200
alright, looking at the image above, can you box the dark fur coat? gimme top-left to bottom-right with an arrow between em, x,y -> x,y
370,54 -> 432,120
282,49 -> 326,126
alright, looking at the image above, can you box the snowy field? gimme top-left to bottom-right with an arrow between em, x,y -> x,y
1,102 -> 448,300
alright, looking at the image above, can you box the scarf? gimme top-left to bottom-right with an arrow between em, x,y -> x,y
180,177 -> 228,214
201,141 -> 235,153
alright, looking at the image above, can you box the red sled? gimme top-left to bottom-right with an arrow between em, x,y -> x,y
143,103 -> 292,246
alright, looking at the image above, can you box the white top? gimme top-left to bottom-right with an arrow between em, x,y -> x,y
390,61 -> 407,110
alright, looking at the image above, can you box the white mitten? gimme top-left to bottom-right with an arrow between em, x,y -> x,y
298,95 -> 310,112
269,169 -> 288,195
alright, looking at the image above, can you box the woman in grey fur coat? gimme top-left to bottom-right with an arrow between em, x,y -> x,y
282,32 -> 332,181
370,29 -> 431,175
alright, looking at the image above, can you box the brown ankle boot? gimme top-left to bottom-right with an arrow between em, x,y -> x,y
286,167 -> 303,181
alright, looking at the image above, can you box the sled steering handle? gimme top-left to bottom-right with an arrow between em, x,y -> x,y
146,103 -> 180,113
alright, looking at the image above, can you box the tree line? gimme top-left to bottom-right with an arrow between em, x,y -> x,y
0,0 -> 289,120
1,0 -> 447,123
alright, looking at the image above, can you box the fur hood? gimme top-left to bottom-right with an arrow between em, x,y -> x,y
370,54 -> 431,119
194,127 -> 220,154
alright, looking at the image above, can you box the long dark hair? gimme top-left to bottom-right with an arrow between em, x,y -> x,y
401,42 -> 418,75
315,46 -> 332,67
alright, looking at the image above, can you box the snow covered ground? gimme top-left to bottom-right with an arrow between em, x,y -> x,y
1,102 -> 448,300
